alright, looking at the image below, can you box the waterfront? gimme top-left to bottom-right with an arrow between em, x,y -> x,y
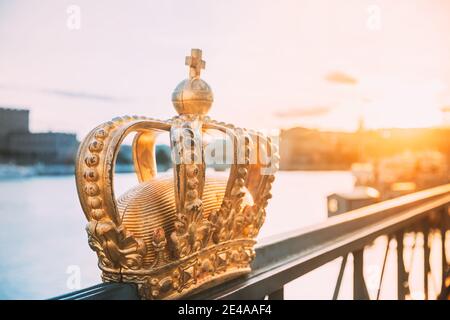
0,171 -> 445,299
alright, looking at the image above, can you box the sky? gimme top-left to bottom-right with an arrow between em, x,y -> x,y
1,0 -> 450,139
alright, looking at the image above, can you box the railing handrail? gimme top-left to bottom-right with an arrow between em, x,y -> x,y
53,183 -> 450,300
188,184 -> 450,299
258,183 -> 450,249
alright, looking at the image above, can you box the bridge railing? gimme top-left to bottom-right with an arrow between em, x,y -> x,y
55,184 -> 450,300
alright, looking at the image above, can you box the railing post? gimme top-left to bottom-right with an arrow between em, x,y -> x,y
353,248 -> 370,300
268,287 -> 284,300
423,220 -> 430,300
396,231 -> 407,300
332,254 -> 348,300
439,206 -> 448,300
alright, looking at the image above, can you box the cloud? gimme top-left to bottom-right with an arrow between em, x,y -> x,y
0,83 -> 129,103
274,106 -> 331,118
44,89 -> 126,102
325,71 -> 358,85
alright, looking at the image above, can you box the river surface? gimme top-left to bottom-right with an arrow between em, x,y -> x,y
0,171 -> 443,299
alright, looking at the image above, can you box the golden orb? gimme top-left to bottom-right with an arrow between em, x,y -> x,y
172,78 -> 213,115
171,48 -> 213,115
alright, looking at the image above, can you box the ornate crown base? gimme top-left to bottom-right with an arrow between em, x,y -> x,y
100,239 -> 256,300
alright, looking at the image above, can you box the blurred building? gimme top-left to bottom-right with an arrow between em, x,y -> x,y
0,108 -> 29,151
0,107 -> 78,164
8,132 -> 78,164
279,127 -> 358,170
442,106 -> 450,127
280,126 -> 450,172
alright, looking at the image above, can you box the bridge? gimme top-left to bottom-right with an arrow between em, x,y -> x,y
54,183 -> 450,300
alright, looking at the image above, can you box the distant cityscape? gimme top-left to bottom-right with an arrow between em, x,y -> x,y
280,125 -> 450,171
1,106 -> 450,176
0,107 -> 78,164
0,107 -> 172,175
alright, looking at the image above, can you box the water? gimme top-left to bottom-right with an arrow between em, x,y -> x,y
0,171 -> 442,299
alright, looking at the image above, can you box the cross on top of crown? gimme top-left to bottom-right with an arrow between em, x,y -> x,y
185,48 -> 205,79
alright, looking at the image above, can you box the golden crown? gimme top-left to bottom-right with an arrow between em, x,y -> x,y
75,49 -> 278,299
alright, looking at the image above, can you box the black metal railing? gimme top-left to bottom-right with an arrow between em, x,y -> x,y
55,184 -> 450,300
